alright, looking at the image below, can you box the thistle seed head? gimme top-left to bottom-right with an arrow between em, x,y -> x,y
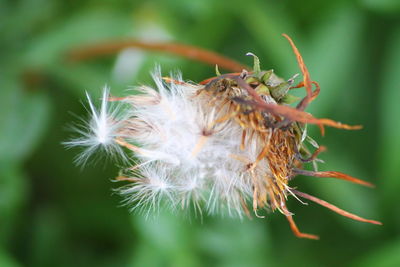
66,35 -> 381,239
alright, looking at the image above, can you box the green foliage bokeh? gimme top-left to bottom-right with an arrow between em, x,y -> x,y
1,0 -> 400,266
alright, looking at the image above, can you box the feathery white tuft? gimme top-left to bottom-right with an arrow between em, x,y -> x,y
64,86 -> 127,164
67,70 -> 272,217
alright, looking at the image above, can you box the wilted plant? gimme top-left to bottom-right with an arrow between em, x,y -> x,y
65,34 -> 381,239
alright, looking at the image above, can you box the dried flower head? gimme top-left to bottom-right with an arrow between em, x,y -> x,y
66,34 -> 381,239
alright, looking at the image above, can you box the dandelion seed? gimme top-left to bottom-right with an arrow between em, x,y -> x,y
64,86 -> 127,164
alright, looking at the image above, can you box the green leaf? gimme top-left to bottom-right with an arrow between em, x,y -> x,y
246,52 -> 261,75
280,94 -> 301,104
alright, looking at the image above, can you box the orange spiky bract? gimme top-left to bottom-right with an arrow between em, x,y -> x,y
68,34 -> 381,239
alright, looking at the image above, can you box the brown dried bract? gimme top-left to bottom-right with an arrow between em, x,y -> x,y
197,34 -> 380,239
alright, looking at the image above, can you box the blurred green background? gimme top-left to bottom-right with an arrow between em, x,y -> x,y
1,0 -> 400,266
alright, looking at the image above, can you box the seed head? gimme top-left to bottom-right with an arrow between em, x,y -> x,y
66,35 -> 381,239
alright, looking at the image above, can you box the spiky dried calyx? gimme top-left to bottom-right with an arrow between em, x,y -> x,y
65,34 -> 381,239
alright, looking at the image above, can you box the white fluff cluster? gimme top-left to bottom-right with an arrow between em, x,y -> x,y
64,87 -> 128,165
68,71 -> 273,217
